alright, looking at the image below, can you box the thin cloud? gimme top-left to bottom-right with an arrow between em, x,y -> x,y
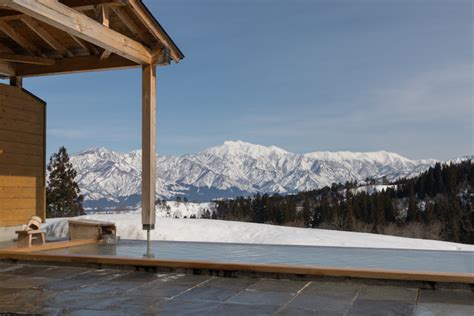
235,64 -> 473,159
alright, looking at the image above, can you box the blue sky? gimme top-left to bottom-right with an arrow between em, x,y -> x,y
13,0 -> 474,159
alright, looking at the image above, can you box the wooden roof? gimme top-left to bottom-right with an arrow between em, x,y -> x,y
0,0 -> 184,78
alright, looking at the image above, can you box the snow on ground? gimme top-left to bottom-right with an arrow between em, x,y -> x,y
155,201 -> 212,218
90,202 -> 212,219
43,213 -> 474,251
352,184 -> 397,195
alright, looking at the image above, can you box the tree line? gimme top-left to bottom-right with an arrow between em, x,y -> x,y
213,160 -> 473,244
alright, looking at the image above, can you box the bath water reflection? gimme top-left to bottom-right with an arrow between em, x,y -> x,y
41,240 -> 474,274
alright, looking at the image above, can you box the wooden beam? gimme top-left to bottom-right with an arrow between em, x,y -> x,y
141,64 -> 156,230
9,75 -> 21,87
0,42 -> 14,53
0,1 -> 128,19
0,52 -> 55,65
111,6 -> 147,42
68,34 -> 98,55
94,3 -> 109,26
94,4 -> 112,60
61,0 -> 128,9
0,20 -> 42,55
100,49 -> 112,59
2,0 -> 152,64
128,0 -> 181,62
15,54 -> 137,77
0,60 -> 15,76
20,16 -> 72,57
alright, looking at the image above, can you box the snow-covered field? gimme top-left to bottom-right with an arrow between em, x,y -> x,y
42,212 -> 474,251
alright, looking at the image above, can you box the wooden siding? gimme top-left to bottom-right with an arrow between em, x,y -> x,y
0,83 -> 45,227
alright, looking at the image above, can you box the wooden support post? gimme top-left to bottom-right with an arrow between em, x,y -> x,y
9,76 -> 22,88
141,64 -> 156,231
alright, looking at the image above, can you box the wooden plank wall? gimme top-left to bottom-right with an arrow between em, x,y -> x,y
0,83 -> 46,227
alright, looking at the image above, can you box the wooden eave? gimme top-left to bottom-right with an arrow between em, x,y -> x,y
0,0 -> 183,78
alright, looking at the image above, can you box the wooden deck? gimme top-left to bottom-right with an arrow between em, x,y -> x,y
0,239 -> 97,253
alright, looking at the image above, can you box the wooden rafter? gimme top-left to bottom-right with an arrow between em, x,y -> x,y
100,48 -> 112,59
2,0 -> 152,64
20,16 -> 72,57
14,54 -> 137,77
61,0 -> 128,9
0,42 -> 14,53
111,6 -> 147,42
94,4 -> 109,26
128,0 -> 181,62
0,52 -> 55,65
0,0 -> 128,20
0,20 -> 42,55
68,34 -> 98,55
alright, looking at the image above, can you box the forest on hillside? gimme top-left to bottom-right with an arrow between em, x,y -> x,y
210,160 -> 473,244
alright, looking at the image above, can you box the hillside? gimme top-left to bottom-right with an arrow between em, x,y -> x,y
213,160 -> 474,244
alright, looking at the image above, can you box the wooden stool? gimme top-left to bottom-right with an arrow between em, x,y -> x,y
15,229 -> 46,247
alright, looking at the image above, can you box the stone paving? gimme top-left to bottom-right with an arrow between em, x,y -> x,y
0,262 -> 472,315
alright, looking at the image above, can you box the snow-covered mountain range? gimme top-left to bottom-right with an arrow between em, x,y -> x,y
70,140 -> 448,208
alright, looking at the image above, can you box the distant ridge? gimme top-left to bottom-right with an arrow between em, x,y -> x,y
68,140 -> 469,208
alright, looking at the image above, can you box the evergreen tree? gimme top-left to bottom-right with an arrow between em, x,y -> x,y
302,196 -> 312,227
434,163 -> 446,195
423,202 -> 434,224
359,193 -> 368,222
343,191 -> 355,231
46,146 -> 84,218
406,182 -> 417,222
252,193 -> 265,223
440,195 -> 460,242
374,194 -> 385,231
201,209 -> 211,219
417,177 -> 425,199
383,193 -> 395,222
426,172 -> 435,197
367,195 -> 375,224
443,166 -> 457,195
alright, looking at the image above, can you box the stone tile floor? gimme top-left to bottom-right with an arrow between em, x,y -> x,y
0,262 -> 472,315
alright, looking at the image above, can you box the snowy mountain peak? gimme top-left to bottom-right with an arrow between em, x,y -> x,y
203,140 -> 289,157
66,141 -> 469,209
76,147 -> 115,156
304,150 -> 420,165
